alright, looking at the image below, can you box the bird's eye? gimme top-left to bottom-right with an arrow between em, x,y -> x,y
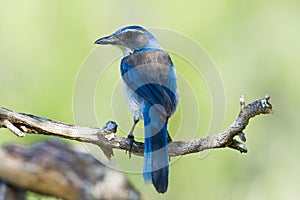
125,31 -> 133,38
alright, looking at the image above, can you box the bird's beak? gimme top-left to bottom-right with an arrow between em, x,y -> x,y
94,34 -> 119,45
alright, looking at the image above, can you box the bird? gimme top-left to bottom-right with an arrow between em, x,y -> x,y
95,25 -> 178,193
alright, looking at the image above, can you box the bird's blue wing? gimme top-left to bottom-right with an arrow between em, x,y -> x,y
121,50 -> 177,116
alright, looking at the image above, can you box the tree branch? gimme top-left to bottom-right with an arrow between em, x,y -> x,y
0,95 -> 273,158
0,140 -> 141,200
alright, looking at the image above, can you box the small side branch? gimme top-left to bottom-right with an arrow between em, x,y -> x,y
0,95 -> 273,158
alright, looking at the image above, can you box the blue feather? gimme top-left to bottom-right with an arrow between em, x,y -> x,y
143,102 -> 169,193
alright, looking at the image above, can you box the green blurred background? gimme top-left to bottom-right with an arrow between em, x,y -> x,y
0,0 -> 299,199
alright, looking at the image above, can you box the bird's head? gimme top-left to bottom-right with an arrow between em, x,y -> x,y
95,25 -> 162,56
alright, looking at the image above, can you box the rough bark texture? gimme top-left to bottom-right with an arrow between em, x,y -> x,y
0,140 -> 140,200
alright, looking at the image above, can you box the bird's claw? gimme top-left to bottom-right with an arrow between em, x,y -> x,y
126,134 -> 135,158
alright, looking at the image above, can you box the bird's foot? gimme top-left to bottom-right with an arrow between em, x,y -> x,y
167,134 -> 173,143
126,134 -> 135,158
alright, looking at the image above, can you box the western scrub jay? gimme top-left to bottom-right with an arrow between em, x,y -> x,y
95,25 -> 178,193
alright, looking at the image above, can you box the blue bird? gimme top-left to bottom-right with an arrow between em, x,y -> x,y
95,25 -> 178,193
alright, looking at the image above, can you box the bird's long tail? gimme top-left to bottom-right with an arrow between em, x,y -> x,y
143,103 -> 169,193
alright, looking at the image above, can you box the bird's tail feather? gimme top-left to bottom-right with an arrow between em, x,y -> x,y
143,104 -> 169,193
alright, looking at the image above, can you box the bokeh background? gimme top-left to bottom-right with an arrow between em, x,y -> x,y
0,1 -> 299,199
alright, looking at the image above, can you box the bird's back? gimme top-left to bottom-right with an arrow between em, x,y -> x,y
121,50 -> 178,118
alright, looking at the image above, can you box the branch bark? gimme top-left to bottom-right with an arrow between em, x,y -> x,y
0,95 -> 273,158
0,140 -> 141,200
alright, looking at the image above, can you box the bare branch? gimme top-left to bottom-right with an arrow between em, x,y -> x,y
0,140 -> 141,200
0,95 -> 273,158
